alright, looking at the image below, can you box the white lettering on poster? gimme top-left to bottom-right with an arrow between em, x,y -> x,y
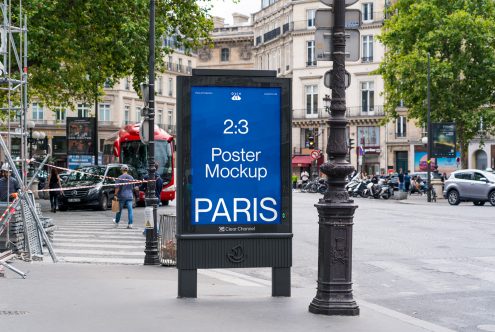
194,197 -> 278,223
206,147 -> 268,181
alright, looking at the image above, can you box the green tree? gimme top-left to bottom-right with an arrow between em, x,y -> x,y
377,0 -> 495,167
17,0 -> 215,108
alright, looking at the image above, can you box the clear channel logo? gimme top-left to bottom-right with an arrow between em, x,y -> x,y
231,92 -> 242,101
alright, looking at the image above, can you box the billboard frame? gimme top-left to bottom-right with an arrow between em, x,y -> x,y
176,69 -> 292,298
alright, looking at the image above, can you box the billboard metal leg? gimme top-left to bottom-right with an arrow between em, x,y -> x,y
272,267 -> 291,297
178,269 -> 197,298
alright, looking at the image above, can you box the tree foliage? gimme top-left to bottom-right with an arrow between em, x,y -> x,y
17,0 -> 214,107
377,0 -> 495,166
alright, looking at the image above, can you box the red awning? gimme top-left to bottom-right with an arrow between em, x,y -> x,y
292,155 -> 314,166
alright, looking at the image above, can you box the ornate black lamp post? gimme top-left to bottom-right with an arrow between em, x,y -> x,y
143,0 -> 159,265
309,0 -> 359,316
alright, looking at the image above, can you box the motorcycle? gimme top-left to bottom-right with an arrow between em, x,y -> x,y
365,178 -> 394,199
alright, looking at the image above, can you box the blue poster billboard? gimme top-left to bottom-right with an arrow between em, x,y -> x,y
190,86 -> 281,225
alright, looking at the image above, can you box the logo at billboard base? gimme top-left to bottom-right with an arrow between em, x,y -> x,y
227,244 -> 245,263
231,92 -> 242,101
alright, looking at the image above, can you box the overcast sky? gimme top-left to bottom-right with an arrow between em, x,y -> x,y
204,0 -> 261,24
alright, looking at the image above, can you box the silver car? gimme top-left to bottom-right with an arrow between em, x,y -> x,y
443,169 -> 495,206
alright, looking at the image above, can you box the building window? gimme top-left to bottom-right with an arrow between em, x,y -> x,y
357,126 -> 379,146
362,35 -> 373,62
221,48 -> 230,62
157,109 -> 163,126
124,105 -> 130,124
361,81 -> 374,113
187,60 -> 192,73
156,76 -> 162,95
167,56 -> 173,70
362,2 -> 374,21
304,128 -> 318,148
168,78 -> 173,97
55,107 -> 66,122
99,103 -> 111,122
305,85 -> 318,117
31,103 -> 44,121
307,9 -> 316,28
77,104 -> 90,118
168,110 -> 173,125
103,79 -> 112,88
179,58 -> 183,72
125,77 -> 130,90
306,40 -> 316,66
396,116 -> 407,138
136,107 -> 142,122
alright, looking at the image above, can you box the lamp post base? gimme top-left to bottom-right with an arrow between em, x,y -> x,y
144,228 -> 159,265
309,198 -> 359,316
309,294 -> 359,316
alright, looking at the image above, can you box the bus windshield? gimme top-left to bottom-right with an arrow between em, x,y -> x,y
120,140 -> 172,184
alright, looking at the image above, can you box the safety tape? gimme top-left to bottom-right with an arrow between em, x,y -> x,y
37,180 -> 146,193
0,198 -> 19,235
28,160 -> 156,183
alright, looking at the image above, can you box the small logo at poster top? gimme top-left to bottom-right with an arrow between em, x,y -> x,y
231,92 -> 242,101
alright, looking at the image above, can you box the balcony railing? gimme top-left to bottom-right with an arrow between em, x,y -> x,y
164,62 -> 191,74
346,106 -> 385,117
292,106 -> 385,121
263,27 -> 281,43
361,56 -> 373,63
98,120 -> 120,127
282,22 -> 293,34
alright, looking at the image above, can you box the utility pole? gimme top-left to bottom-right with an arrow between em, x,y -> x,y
427,53 -> 432,203
144,0 -> 159,265
309,0 -> 359,316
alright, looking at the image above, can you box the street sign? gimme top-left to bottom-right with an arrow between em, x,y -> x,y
315,9 -> 361,29
324,70 -> 351,89
311,150 -> 321,160
320,0 -> 359,7
139,119 -> 150,144
315,28 -> 360,62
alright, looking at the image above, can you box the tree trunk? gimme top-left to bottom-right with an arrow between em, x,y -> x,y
458,128 -> 469,169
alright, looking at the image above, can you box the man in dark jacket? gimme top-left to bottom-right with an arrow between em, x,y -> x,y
0,164 -> 20,201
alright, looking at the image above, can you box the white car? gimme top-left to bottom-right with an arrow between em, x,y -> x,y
443,169 -> 495,206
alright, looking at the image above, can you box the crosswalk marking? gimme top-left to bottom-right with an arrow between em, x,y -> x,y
54,242 -> 144,250
49,214 -> 146,265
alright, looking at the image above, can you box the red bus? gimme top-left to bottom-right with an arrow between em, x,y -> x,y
102,123 -> 175,205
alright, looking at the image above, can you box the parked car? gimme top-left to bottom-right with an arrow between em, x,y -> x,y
59,171 -> 71,183
443,169 -> 495,206
58,164 -> 139,211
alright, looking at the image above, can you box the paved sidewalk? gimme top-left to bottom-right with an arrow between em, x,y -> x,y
0,261 -> 454,332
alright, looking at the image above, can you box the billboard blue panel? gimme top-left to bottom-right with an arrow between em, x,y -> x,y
190,86 -> 281,225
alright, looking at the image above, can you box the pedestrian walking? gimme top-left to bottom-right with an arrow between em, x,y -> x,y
404,170 -> 411,192
113,165 -> 135,229
48,167 -> 64,213
398,168 -> 404,191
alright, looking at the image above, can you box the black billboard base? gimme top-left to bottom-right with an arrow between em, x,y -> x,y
272,267 -> 291,297
177,267 -> 290,298
178,269 -> 197,298
309,200 -> 359,316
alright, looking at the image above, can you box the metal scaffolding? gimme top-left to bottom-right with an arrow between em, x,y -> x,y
0,0 -> 28,184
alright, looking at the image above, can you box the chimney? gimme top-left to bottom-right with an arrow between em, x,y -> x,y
212,16 -> 225,28
232,13 -> 249,25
